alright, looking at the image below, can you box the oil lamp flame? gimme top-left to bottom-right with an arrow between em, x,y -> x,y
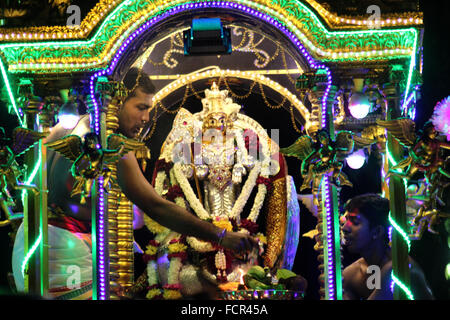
238,268 -> 245,284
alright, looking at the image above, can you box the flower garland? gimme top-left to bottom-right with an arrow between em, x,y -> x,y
163,237 -> 188,300
248,183 -> 267,222
144,169 -> 170,235
173,162 -> 209,220
144,240 -> 162,300
166,185 -> 184,202
232,128 -> 250,166
229,162 -> 262,220
145,165 -> 190,299
155,158 -> 173,175
248,176 -> 273,222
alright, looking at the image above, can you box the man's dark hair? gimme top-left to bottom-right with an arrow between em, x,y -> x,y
122,67 -> 156,99
344,193 -> 390,231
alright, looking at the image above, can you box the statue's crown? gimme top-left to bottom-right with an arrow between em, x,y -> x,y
201,82 -> 241,116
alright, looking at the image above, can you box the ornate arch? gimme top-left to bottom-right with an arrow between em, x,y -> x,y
0,0 -> 418,74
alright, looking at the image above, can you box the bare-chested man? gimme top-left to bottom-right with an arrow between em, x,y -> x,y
341,193 -> 433,300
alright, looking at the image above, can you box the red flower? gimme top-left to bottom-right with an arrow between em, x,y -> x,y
163,284 -> 183,290
148,240 -> 160,247
166,185 -> 184,201
168,252 -> 188,261
155,159 -> 173,173
256,176 -> 273,193
147,284 -> 160,290
240,219 -> 259,234
142,254 -> 157,263
169,238 -> 180,244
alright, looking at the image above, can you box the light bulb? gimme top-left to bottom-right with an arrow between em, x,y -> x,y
346,148 -> 366,169
348,92 -> 371,119
58,102 -> 80,129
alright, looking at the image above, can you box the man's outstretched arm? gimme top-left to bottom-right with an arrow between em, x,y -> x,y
117,151 -> 257,253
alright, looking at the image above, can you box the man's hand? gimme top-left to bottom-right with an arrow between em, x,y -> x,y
221,232 -> 259,255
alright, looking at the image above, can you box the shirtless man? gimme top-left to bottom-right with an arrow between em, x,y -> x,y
341,193 -> 433,300
12,68 -> 257,299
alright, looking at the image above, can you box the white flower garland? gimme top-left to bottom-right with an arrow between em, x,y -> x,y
232,128 -> 249,165
248,183 -> 268,222
186,236 -> 215,252
167,257 -> 183,285
154,170 -> 166,195
173,162 -> 211,220
236,126 -> 272,223
229,162 -> 261,219
144,169 -> 170,235
169,167 -> 177,186
147,260 -> 158,287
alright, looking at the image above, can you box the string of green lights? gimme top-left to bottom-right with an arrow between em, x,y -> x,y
388,211 -> 415,300
0,58 -> 23,126
385,134 -> 415,300
21,229 -> 42,277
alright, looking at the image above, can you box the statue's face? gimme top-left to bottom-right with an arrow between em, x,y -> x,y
202,112 -> 229,133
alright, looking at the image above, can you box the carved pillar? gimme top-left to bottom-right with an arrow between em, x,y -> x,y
102,85 -> 134,296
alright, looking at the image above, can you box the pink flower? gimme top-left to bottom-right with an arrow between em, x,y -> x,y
432,96 -> 450,140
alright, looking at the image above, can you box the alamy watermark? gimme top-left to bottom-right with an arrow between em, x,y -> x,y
367,5 -> 381,29
366,265 -> 381,290
66,5 -> 81,27
169,127 -> 280,170
66,265 -> 81,290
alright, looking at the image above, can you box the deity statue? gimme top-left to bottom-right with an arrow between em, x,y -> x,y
143,82 -> 300,299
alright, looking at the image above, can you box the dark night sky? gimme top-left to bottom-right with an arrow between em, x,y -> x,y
0,0 -> 449,299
